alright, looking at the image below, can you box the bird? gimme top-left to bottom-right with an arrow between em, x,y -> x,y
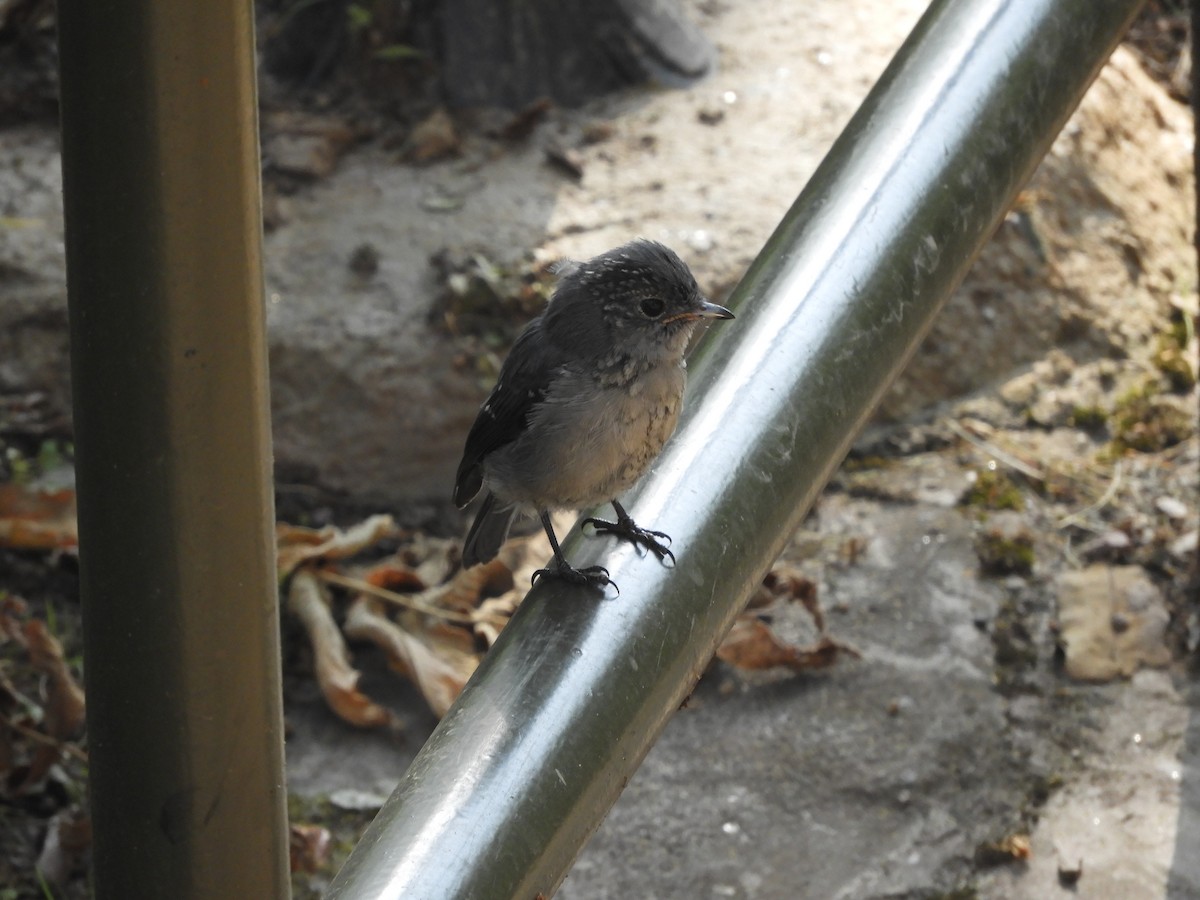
453,239 -> 734,589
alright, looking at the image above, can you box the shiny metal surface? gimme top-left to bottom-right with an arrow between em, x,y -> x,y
58,2 -> 290,897
328,1 -> 1144,897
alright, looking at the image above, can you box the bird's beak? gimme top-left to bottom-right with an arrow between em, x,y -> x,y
695,299 -> 735,320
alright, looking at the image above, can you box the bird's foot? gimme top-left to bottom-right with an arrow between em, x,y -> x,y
531,560 -> 616,593
583,514 -> 675,566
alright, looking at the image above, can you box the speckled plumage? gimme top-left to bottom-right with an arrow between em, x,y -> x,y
453,239 -> 734,586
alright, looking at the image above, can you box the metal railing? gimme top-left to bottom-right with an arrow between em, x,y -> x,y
326,0 -> 1145,897
58,2 -> 290,897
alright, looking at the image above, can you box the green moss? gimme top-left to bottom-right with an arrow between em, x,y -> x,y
961,469 -> 1025,511
1068,404 -> 1108,431
1109,379 -> 1192,453
432,250 -> 556,340
840,454 -> 894,472
288,793 -> 379,897
1151,306 -> 1197,392
1153,340 -> 1196,392
976,530 -> 1035,577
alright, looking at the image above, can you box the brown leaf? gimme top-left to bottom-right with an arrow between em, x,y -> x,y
287,570 -> 399,730
975,832 -> 1032,867
760,565 -> 822,629
496,97 -> 553,141
425,558 -> 514,616
404,108 -> 460,164
717,617 -> 859,673
276,514 -> 399,579
263,112 -> 356,179
290,823 -> 332,874
24,620 -> 86,739
362,562 -> 426,592
406,534 -> 460,588
474,595 -> 518,648
343,596 -> 478,718
0,484 -> 77,550
0,593 -> 28,643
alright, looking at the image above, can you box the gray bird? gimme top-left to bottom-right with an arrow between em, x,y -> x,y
453,239 -> 734,588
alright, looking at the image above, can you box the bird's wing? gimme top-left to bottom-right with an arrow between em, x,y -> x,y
453,318 -> 561,507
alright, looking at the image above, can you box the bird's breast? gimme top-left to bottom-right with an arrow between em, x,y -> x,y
484,362 -> 686,511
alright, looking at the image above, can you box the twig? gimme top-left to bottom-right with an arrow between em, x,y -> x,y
316,570 -> 484,626
0,715 -> 88,762
945,418 -> 1046,481
1057,460 -> 1123,530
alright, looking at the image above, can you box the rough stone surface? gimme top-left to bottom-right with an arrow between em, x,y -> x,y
878,46 -> 1194,421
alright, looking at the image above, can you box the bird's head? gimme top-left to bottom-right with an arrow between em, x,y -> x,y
544,239 -> 733,370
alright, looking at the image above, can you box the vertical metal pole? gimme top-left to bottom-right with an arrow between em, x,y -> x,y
327,0 -> 1144,897
57,2 -> 290,898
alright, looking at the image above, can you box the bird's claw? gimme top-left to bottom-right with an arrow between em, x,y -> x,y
531,561 -> 616,593
583,516 -> 676,566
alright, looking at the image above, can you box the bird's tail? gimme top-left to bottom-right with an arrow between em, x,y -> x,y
462,493 -> 517,568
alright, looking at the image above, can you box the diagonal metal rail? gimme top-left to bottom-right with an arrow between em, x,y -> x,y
327,0 -> 1145,897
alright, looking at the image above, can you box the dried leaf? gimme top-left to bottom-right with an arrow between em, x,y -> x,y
362,562 -> 426,592
975,832 -> 1032,866
474,595 -> 518,647
290,823 -> 332,873
418,619 -> 478,657
423,558 -> 514,616
277,514 -> 399,579
0,593 -> 28,643
343,596 -> 478,718
406,534 -> 459,587
404,108 -> 460,163
287,570 -> 399,730
263,112 -> 355,179
0,484 -> 77,550
496,97 -> 553,141
24,620 -> 86,739
717,617 -> 859,673
760,565 -> 821,629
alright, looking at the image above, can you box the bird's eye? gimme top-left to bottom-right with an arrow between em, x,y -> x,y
639,296 -> 666,318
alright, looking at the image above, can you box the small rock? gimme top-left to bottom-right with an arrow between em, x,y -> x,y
1055,565 -> 1171,682
1169,529 -> 1198,561
697,106 -> 725,125
1078,528 -> 1132,561
685,229 -> 714,253
999,370 -> 1040,408
1155,495 -> 1189,520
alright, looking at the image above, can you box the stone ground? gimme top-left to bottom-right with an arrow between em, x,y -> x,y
1,0 -> 1198,898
